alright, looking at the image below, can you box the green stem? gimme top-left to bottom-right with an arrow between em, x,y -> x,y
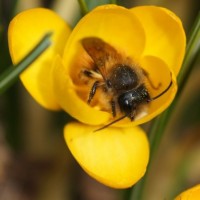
177,12 -> 200,90
0,32 -> 52,94
77,0 -> 89,15
129,12 -> 200,200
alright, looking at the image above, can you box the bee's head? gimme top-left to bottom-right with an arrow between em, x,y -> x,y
118,85 -> 150,120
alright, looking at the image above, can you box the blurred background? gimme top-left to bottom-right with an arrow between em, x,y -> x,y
0,0 -> 199,199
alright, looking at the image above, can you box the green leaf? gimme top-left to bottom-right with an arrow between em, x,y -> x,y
0,32 -> 52,94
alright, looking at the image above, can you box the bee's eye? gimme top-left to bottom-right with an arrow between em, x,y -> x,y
118,92 -> 134,113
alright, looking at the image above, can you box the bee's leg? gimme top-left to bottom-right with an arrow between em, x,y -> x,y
110,100 -> 116,117
88,81 -> 99,104
129,109 -> 136,121
142,69 -> 161,90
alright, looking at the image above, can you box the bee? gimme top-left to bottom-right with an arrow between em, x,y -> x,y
81,37 -> 172,131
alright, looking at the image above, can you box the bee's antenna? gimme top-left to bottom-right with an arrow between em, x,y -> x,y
151,80 -> 173,101
94,115 -> 127,132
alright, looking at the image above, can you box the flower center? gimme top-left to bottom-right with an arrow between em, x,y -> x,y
69,37 -> 172,122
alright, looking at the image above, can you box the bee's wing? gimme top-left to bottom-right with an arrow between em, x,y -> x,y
81,37 -> 120,79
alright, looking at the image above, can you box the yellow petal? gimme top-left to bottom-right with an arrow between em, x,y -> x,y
63,5 -> 145,66
175,184 -> 200,200
64,122 -> 149,188
8,8 -> 71,110
131,6 -> 186,75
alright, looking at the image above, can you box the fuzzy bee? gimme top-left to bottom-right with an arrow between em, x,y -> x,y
81,37 -> 172,130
